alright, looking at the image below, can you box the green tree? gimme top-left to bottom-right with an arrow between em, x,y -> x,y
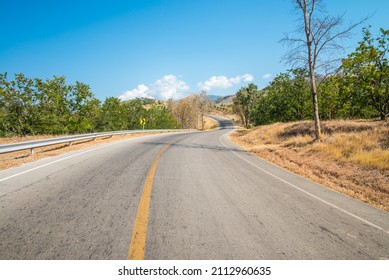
318,74 -> 376,120
262,75 -> 294,122
288,68 -> 311,120
267,69 -> 311,121
34,76 -> 72,134
0,73 -> 38,136
250,89 -> 271,125
233,83 -> 258,128
68,81 -> 101,133
342,27 -> 389,120
122,99 -> 147,130
250,69 -> 311,125
318,75 -> 343,120
146,105 -> 181,129
0,73 -> 7,136
96,97 -> 126,131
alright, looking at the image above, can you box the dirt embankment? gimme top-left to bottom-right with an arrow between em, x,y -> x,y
230,120 -> 389,212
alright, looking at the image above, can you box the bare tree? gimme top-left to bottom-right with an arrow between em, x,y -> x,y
281,0 -> 366,140
172,97 -> 197,129
195,90 -> 211,130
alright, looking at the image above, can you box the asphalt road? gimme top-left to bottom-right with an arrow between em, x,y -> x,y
0,116 -> 388,259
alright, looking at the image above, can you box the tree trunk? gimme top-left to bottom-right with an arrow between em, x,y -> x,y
302,0 -> 322,140
380,111 -> 386,121
311,80 -> 322,139
308,68 -> 322,139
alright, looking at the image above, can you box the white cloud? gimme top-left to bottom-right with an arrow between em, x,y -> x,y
262,73 -> 273,79
120,75 -> 190,101
242,74 -> 254,82
119,84 -> 152,101
198,74 -> 254,91
197,76 -> 234,91
153,75 -> 190,100
120,73 -> 254,101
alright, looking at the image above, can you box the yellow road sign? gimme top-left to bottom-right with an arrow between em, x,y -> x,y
140,118 -> 146,125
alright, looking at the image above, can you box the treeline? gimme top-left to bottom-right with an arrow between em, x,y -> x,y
232,27 -> 388,127
0,73 -> 180,137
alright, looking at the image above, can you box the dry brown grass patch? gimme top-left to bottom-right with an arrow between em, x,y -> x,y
230,119 -> 389,211
201,116 -> 219,130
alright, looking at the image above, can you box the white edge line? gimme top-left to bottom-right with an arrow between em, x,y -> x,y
219,132 -> 389,235
0,144 -> 114,183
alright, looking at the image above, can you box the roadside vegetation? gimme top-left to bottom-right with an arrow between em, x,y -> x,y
226,24 -> 389,211
0,74 -> 212,138
0,74 -> 182,137
232,28 -> 388,129
230,120 -> 389,211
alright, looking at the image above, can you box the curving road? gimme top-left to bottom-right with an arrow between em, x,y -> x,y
0,116 -> 388,259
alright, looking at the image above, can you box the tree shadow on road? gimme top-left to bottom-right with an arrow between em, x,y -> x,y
140,141 -> 245,153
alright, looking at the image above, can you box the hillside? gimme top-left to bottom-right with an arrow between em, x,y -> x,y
215,94 -> 235,106
230,120 -> 389,211
207,95 -> 223,102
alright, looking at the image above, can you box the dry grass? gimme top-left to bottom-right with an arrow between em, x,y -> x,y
202,116 -> 219,130
313,129 -> 389,171
230,119 -> 389,211
0,132 -> 168,170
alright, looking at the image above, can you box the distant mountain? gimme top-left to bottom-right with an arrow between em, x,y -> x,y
207,94 -> 235,105
215,95 -> 235,105
207,95 -> 223,102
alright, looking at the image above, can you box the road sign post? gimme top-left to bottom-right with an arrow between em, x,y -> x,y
140,118 -> 146,130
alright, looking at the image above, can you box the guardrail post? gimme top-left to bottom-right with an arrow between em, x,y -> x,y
30,148 -> 35,156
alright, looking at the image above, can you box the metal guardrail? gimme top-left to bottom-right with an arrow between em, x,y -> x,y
0,129 -> 193,155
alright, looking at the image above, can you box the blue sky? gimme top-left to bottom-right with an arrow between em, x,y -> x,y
1,0 -> 388,101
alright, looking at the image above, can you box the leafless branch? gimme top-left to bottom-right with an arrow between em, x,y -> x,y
281,3 -> 369,73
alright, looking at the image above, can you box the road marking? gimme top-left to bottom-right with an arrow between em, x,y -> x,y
219,133 -> 389,235
0,144 -> 117,183
127,143 -> 172,260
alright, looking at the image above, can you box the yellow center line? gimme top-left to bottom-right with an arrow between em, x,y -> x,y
127,137 -> 183,260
